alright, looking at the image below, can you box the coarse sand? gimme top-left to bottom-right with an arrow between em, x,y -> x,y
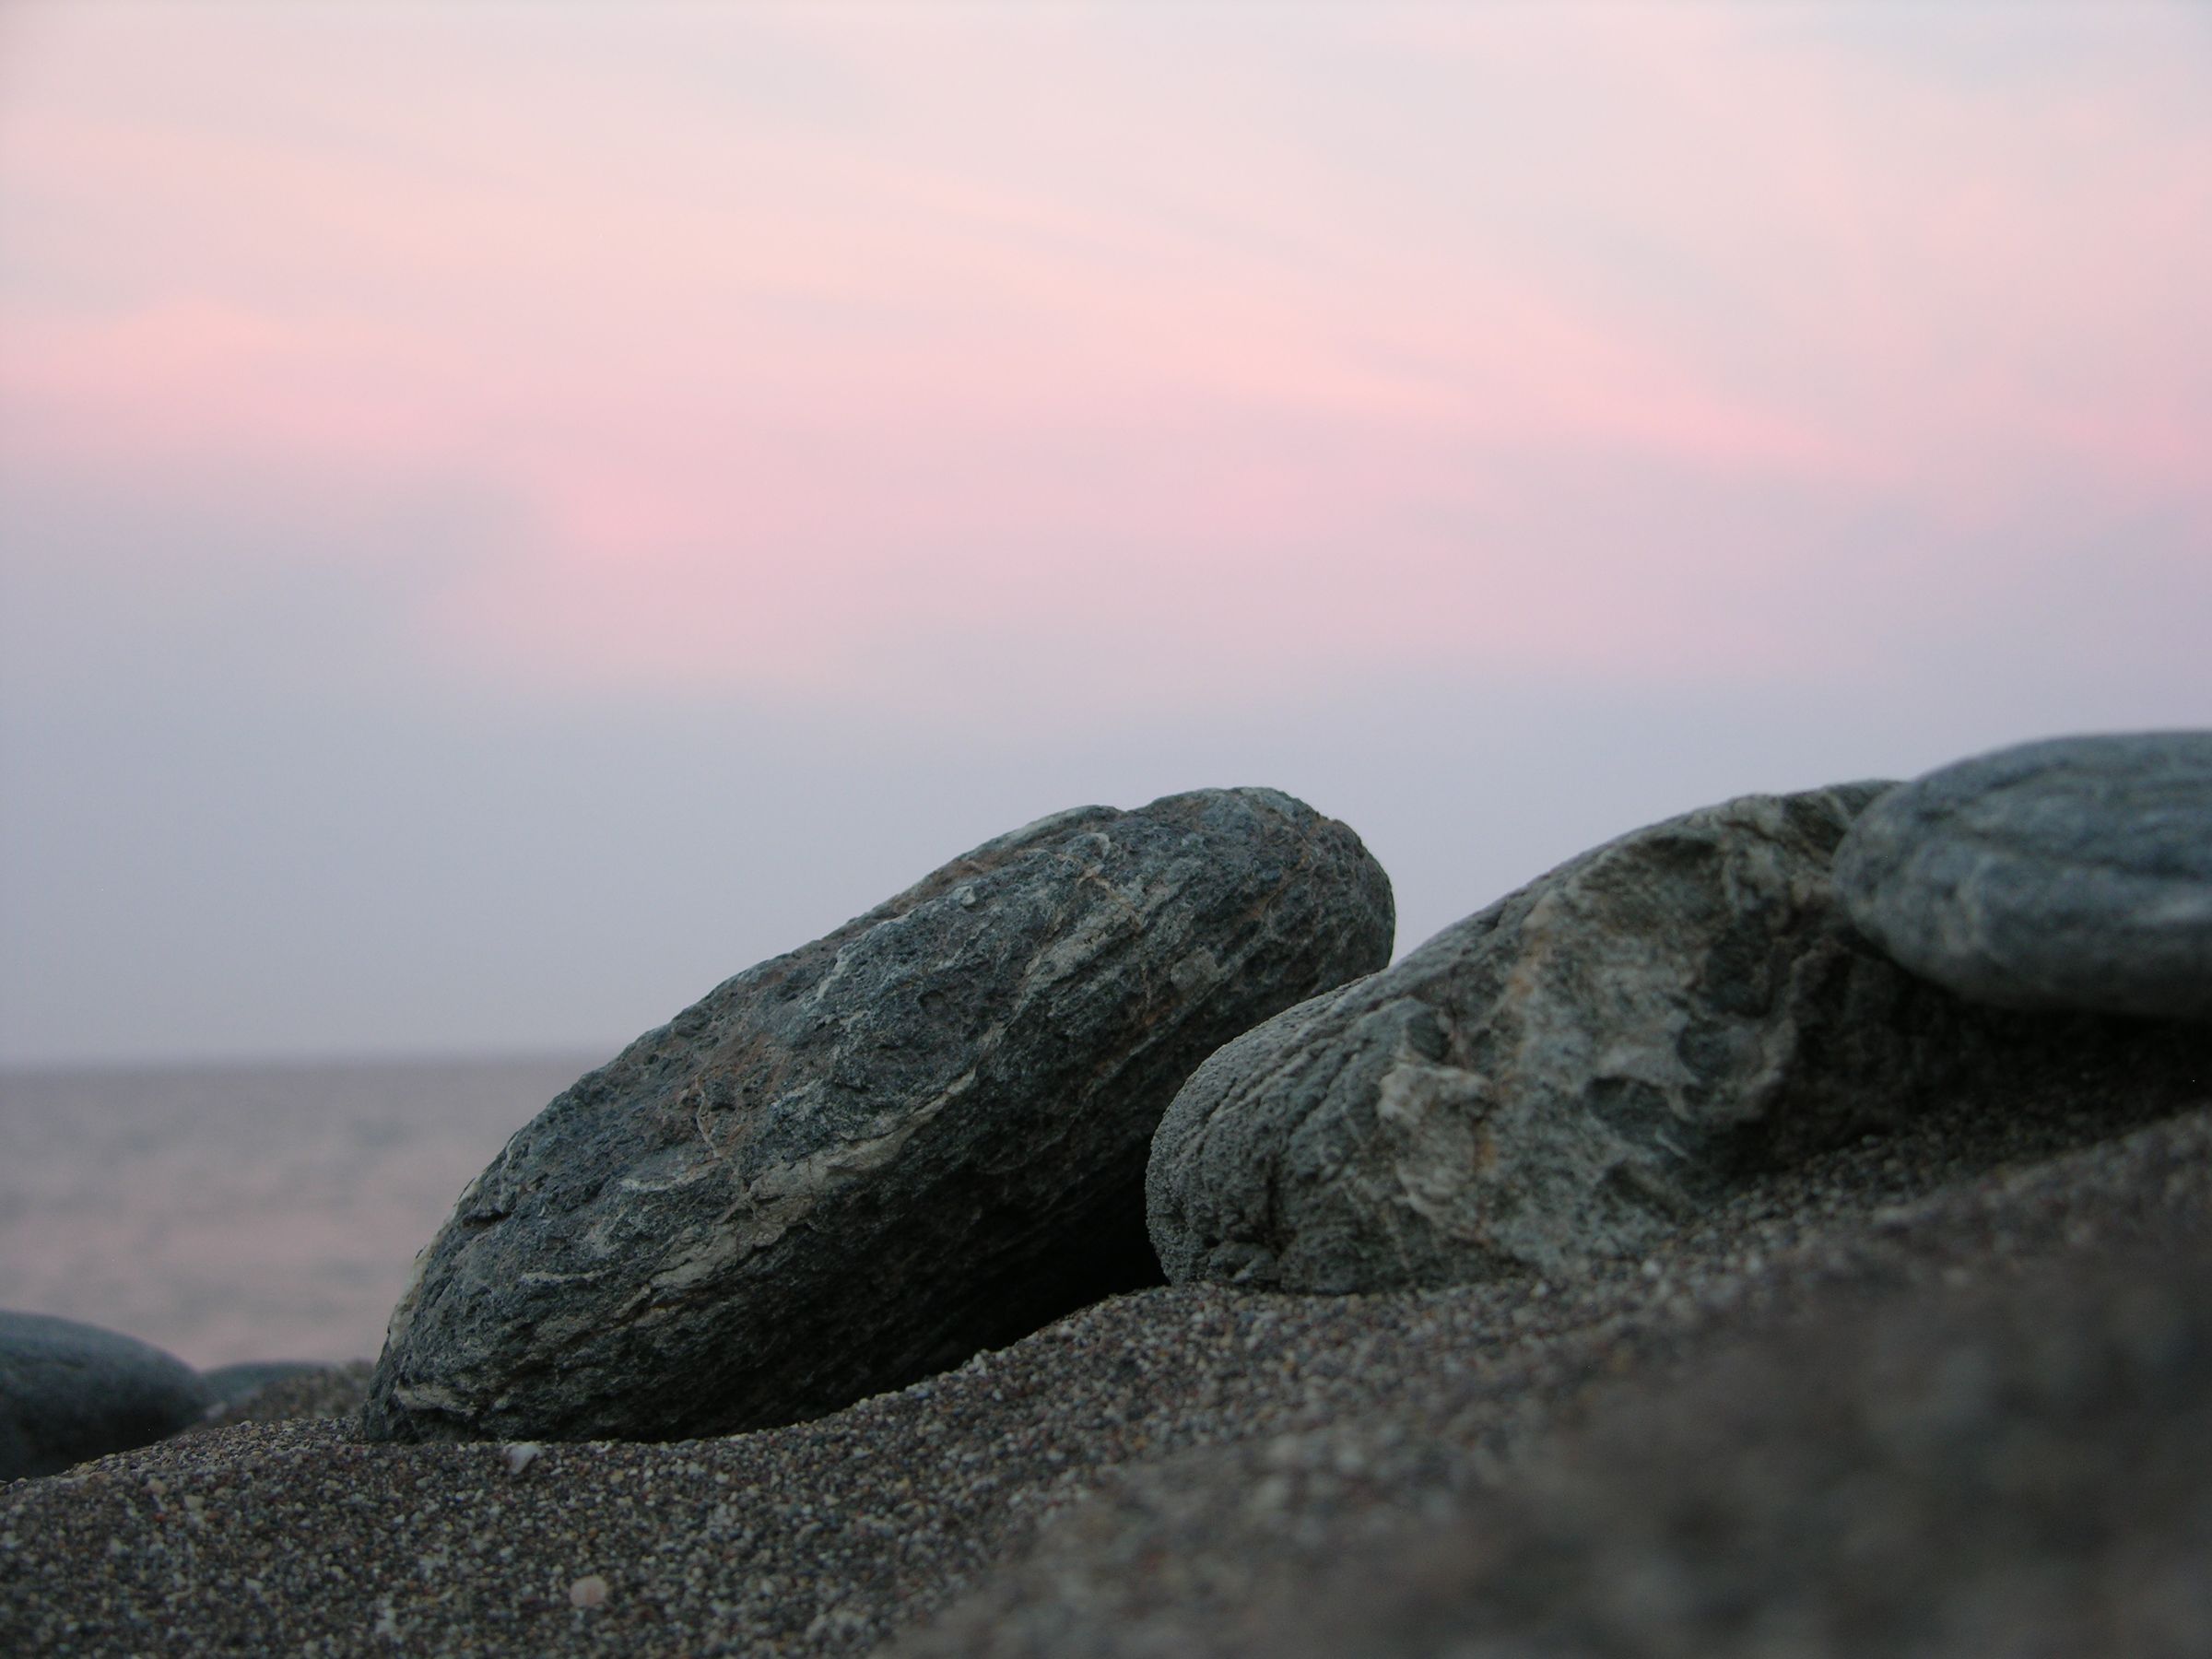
4,1060 -> 2208,1658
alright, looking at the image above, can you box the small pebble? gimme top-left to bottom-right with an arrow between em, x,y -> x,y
568,1573 -> 609,1609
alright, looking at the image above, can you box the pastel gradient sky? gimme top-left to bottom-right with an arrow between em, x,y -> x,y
3,2 -> 2208,1065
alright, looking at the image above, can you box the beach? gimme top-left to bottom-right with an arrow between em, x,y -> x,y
6,1056 -> 2206,1655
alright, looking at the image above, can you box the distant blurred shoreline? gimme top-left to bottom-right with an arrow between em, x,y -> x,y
0,1053 -> 600,1369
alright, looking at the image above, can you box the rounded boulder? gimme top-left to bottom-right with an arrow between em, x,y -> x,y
1835,732 -> 2212,1020
1,1312 -> 214,1481
1147,782 -> 2004,1293
364,787 -> 1393,1443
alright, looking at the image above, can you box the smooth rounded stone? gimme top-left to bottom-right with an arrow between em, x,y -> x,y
362,787 -> 1394,1444
1835,731 -> 2212,1020
1147,782 -> 2019,1294
0,1312 -> 214,1480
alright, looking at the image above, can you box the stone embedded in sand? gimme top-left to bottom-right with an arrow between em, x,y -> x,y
197,1360 -> 325,1411
0,1311 -> 215,1480
567,1575 -> 609,1609
1147,782 -> 2032,1293
194,1360 -> 371,1430
1835,731 -> 2212,1021
362,788 -> 1394,1444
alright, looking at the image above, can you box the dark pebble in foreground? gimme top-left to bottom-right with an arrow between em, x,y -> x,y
0,1311 -> 214,1482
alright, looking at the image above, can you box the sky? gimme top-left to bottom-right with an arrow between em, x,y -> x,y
2,1 -> 2207,1067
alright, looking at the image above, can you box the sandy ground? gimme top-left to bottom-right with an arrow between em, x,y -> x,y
4,1060 -> 2207,1657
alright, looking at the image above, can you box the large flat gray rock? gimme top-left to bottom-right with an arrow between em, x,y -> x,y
1148,782 -> 2019,1293
362,787 -> 1393,1443
1835,731 -> 2212,1019
1,1312 -> 213,1481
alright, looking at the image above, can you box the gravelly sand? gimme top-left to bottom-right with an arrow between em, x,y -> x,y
194,1363 -> 374,1433
983,1236 -> 2212,1659
896,1112 -> 2212,1657
3,1059 -> 2206,1658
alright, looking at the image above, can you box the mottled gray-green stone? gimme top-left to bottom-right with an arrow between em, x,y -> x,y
362,788 -> 1393,1443
1835,731 -> 2212,1020
1146,782 -> 2013,1293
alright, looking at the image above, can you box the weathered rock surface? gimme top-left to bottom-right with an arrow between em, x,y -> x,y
1148,782 -> 2035,1293
362,788 -> 1393,1443
1836,730 -> 2212,1020
0,1312 -> 213,1481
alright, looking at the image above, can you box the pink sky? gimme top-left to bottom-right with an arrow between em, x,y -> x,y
3,3 -> 2210,1065
7,3 -> 2206,712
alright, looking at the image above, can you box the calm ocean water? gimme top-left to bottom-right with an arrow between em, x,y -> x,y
0,1054 -> 600,1370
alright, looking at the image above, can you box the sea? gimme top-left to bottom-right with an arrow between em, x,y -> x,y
0,1053 -> 601,1371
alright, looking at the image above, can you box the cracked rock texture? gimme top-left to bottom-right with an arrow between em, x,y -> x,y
1836,730 -> 2212,1021
361,787 -> 1392,1443
1148,782 -> 2083,1293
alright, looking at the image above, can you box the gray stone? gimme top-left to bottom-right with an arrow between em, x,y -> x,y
1835,731 -> 2212,1020
198,1360 -> 330,1410
1148,782 -> 2013,1293
196,1361 -> 372,1430
362,787 -> 1393,1444
1,1312 -> 213,1481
